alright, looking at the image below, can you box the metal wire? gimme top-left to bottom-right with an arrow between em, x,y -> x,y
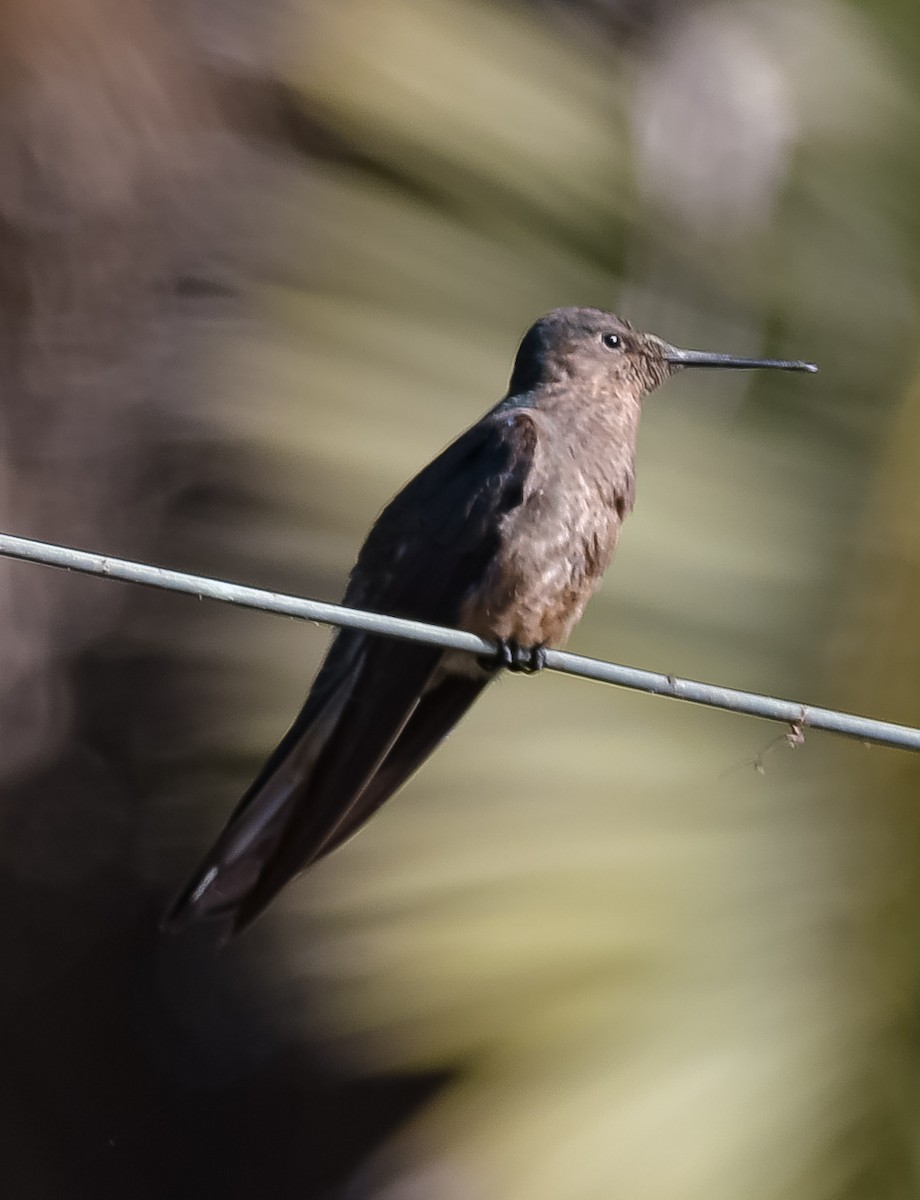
1,530 -> 918,753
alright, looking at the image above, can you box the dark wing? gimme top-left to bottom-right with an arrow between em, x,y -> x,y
164,410 -> 537,933
304,671 -> 491,863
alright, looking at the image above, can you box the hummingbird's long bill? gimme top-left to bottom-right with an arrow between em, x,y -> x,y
662,345 -> 818,372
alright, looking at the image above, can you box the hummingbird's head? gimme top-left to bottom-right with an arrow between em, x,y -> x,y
507,307 -> 817,407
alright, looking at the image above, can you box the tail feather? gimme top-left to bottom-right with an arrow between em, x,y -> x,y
161,777 -> 301,930
227,640 -> 445,932
162,643 -> 360,932
163,637 -> 447,934
310,670 -> 490,862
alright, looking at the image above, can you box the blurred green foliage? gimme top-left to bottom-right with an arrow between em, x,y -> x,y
198,1 -> 920,1196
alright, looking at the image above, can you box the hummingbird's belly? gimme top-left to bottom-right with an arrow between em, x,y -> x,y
458,490 -> 621,649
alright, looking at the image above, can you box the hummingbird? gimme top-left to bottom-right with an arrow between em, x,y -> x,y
165,307 -> 816,934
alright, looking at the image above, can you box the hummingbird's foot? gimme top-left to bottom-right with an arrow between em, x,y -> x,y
487,638 -> 547,674
513,642 -> 547,673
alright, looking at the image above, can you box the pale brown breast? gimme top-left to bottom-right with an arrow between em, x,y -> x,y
458,409 -> 634,648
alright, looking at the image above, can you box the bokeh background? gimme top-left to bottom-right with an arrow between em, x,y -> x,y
2,0 -> 920,1196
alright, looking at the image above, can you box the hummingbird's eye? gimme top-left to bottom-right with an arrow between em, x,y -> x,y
601,332 -> 621,351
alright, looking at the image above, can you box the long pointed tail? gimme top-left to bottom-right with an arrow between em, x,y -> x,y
162,637 -> 449,934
